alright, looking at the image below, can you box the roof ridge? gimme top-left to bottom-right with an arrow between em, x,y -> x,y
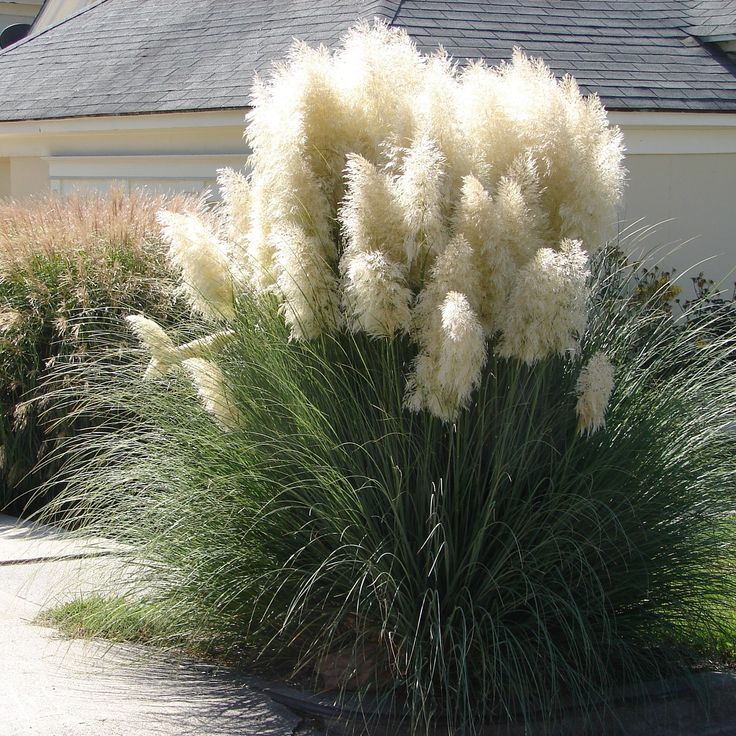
0,0 -> 110,57
367,0 -> 403,24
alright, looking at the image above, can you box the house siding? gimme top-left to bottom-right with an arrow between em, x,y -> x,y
0,110 -> 734,282
623,153 -> 736,284
8,156 -> 48,196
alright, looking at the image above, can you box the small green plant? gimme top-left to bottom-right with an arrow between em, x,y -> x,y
37,596 -> 170,644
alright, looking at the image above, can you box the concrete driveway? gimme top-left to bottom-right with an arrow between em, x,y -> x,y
0,513 -> 304,736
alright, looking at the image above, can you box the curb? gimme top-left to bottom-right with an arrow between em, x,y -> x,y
258,671 -> 736,736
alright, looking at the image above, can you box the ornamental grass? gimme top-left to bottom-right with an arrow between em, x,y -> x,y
0,188 -> 195,514
41,23 -> 736,734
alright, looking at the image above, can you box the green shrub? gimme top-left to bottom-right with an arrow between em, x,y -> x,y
0,189 -> 194,515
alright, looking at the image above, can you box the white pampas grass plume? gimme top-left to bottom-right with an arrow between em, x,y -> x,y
494,153 -> 548,266
126,316 -> 235,379
437,291 -> 486,405
273,225 -> 341,339
333,20 -> 423,161
456,59 -> 524,184
454,175 -> 494,251
408,237 -> 485,419
125,315 -> 175,358
413,52 -> 470,194
158,211 -> 235,322
217,168 -> 251,239
217,168 -> 252,289
414,235 -> 482,330
341,250 -> 412,337
175,331 -> 235,362
182,358 -> 242,432
404,352 -> 446,420
497,239 -> 590,364
246,180 -> 280,291
406,289 -> 486,421
211,22 -> 626,419
576,352 -> 614,435
125,315 -> 178,379
475,239 -> 517,336
340,153 -> 407,265
395,135 -> 448,270
543,80 -> 625,249
451,184 -> 518,332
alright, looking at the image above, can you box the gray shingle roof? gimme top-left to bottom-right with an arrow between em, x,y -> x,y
688,0 -> 736,40
0,0 -> 734,122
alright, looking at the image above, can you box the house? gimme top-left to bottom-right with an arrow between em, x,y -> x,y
0,0 -> 41,29
0,0 -> 734,278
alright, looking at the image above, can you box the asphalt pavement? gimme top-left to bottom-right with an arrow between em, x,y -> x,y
0,513 -> 305,736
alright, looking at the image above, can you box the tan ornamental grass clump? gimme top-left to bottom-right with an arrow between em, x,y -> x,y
0,187 -> 196,272
0,188 -> 199,514
139,21 -> 623,425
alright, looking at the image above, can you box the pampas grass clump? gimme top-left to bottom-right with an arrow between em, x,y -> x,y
42,22 -> 736,736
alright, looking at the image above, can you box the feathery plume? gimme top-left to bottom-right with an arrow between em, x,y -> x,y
395,136 -> 448,272
217,168 -> 251,240
333,21 -> 423,161
0,310 -> 23,333
341,250 -> 412,337
413,52 -> 470,196
496,239 -> 590,364
340,154 -> 407,265
453,175 -> 495,251
194,23 -> 625,419
182,358 -> 242,432
437,291 -> 487,406
126,316 -> 235,379
404,291 -> 486,421
158,211 -> 235,322
452,178 -> 518,332
576,352 -> 614,435
175,331 -> 236,362
272,225 -> 341,339
125,315 -> 178,379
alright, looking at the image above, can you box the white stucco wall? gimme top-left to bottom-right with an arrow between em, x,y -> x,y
610,112 -> 736,286
8,156 -> 48,196
0,110 -> 733,283
0,158 -> 10,197
0,112 -> 250,199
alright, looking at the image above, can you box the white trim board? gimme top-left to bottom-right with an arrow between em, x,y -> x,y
0,110 -> 250,136
0,109 -> 731,159
0,108 -> 733,134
